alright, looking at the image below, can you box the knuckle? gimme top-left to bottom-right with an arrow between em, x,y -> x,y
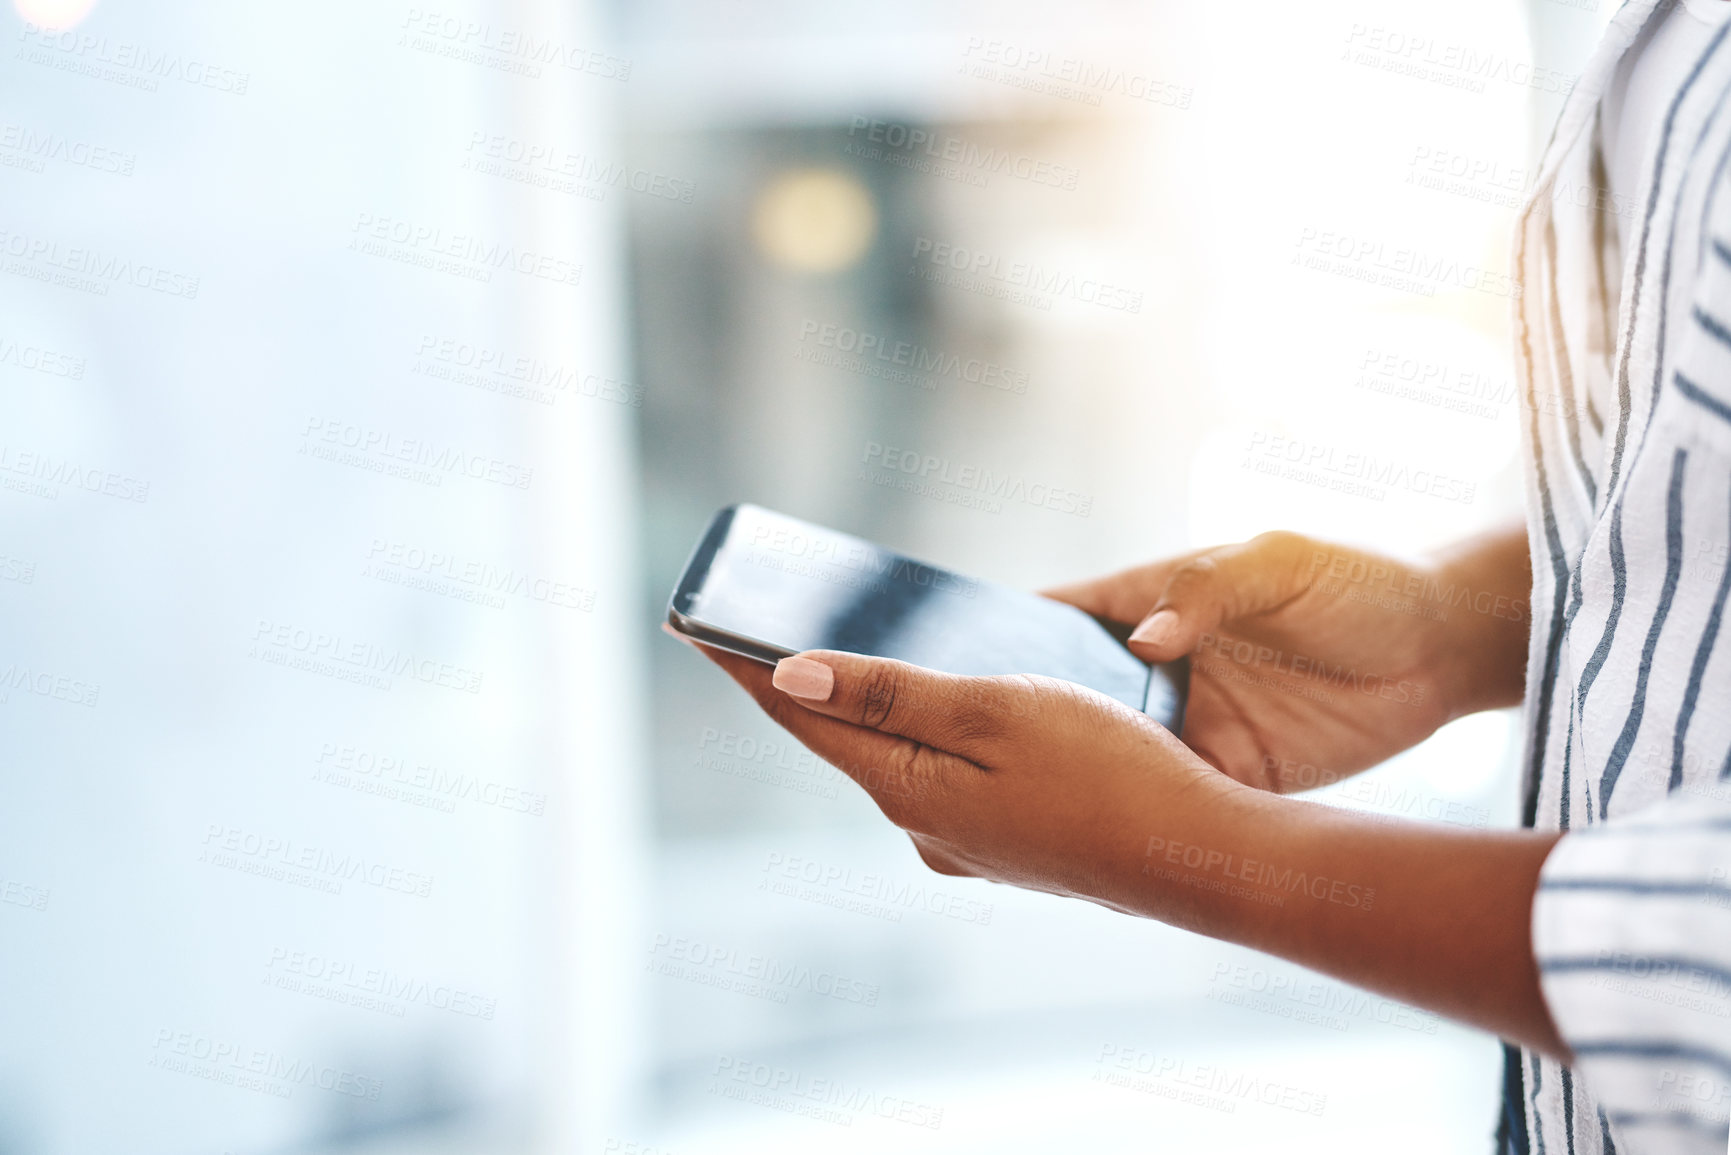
855,664 -> 902,729
942,679 -> 1011,745
1167,555 -> 1220,597
1249,529 -> 1306,559
1249,529 -> 1315,587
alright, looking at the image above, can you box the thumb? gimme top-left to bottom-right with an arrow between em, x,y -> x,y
1125,531 -> 1314,662
769,650 -> 1021,761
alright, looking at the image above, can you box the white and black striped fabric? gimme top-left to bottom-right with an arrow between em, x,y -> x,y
1510,2 -> 1731,1153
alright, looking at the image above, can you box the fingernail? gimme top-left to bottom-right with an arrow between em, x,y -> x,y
773,656 -> 834,701
660,622 -> 697,647
1128,609 -> 1180,648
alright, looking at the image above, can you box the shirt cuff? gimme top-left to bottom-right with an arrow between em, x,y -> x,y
1532,791 -> 1731,1154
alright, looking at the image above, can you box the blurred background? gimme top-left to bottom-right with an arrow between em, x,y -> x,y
0,0 -> 1617,1151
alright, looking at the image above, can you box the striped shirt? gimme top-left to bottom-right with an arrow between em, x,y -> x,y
1510,2 -> 1731,1153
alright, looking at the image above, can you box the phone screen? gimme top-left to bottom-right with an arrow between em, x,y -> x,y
668,504 -> 1186,729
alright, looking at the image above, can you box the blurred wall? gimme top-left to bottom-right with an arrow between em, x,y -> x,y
0,0 -> 646,1151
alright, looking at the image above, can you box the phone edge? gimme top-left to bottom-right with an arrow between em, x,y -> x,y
665,606 -> 795,667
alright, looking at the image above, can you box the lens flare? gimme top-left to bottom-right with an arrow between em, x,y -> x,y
751,167 -> 876,274
13,0 -> 98,31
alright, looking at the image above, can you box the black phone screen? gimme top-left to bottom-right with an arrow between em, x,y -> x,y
668,504 -> 1186,730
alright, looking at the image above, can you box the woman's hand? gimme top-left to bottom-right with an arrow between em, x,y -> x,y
1044,527 -> 1531,792
690,641 -> 1225,916
687,634 -> 1568,1058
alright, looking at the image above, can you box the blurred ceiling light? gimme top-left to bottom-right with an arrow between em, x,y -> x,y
751,167 -> 876,274
14,0 -> 97,30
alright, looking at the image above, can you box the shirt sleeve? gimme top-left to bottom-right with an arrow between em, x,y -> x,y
1532,791 -> 1731,1155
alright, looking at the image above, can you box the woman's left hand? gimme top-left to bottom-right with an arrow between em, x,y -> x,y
689,641 -> 1228,916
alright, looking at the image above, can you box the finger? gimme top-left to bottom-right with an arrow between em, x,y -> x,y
767,649 -> 1019,762
691,642 -> 958,816
1039,549 -> 1208,624
1123,530 -> 1315,662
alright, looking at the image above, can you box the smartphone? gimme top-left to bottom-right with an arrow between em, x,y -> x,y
666,504 -> 1187,731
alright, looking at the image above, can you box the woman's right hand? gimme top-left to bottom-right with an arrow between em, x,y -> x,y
1044,527 -> 1531,793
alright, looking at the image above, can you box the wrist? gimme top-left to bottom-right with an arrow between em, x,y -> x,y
1114,762 -> 1276,933
1423,542 -> 1531,718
